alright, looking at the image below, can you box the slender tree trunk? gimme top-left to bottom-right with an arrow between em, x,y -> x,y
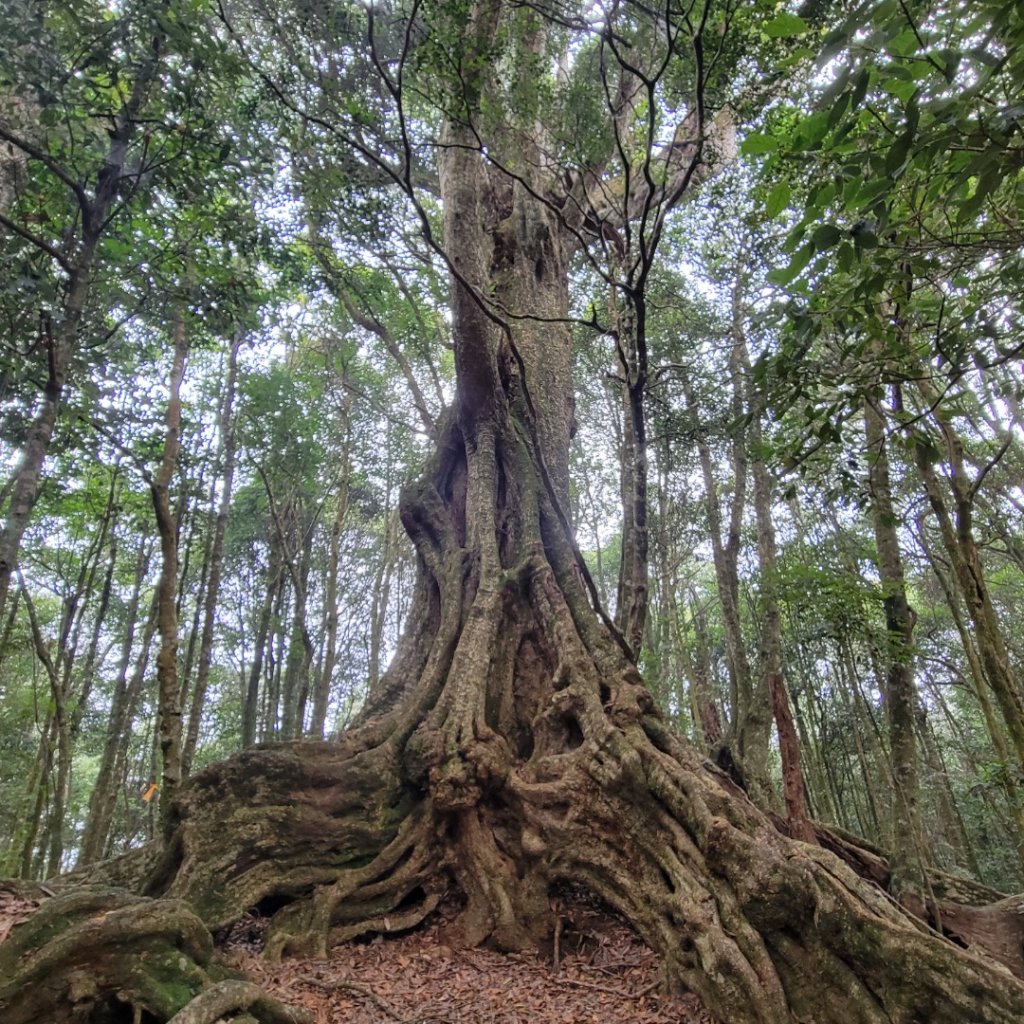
863,393 -> 923,879
613,293 -> 649,656
281,527 -> 314,738
739,329 -> 811,839
242,540 -> 282,748
368,509 -> 399,693
78,541 -> 153,864
15,491 -> 110,874
182,333 -> 240,772
914,404 -> 1024,769
0,585 -> 22,681
916,520 -> 1024,870
684,356 -> 771,800
0,283 -> 78,617
150,309 -> 188,840
0,41 -> 165,621
915,701 -> 978,875
4,706 -> 53,877
178,479 -> 212,711
69,503 -> 119,742
17,582 -> 70,877
312,455 -> 350,737
681,592 -> 723,748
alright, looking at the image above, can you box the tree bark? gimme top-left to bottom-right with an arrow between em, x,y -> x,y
613,293 -> 650,657
151,308 -> 189,840
739,326 -> 811,841
182,333 -> 241,772
863,392 -> 924,880
93,17 -> 1022,1013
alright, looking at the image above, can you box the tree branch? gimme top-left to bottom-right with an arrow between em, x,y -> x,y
0,210 -> 74,273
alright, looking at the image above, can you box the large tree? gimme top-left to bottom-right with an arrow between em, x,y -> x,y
3,2 -> 1024,1023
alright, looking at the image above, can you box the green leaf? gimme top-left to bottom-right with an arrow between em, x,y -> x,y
741,132 -> 780,156
885,128 -> 915,175
793,112 -> 831,151
782,242 -> 815,284
853,178 -> 891,209
779,46 -> 816,68
850,68 -> 871,110
882,77 -> 918,103
886,29 -> 920,58
812,224 -> 843,250
852,222 -> 878,251
764,12 -> 808,37
766,181 -> 792,218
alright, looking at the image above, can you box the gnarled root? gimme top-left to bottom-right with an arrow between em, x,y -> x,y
0,889 -> 214,1023
0,889 -> 318,1024
166,980 -> 313,1024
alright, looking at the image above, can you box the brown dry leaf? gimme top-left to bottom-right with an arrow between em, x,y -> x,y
219,901 -> 711,1024
0,887 -> 42,947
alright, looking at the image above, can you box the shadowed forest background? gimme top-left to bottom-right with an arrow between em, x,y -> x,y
2,0 -> 1024,1021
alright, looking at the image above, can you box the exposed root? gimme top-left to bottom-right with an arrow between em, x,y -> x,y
0,889 -> 214,1024
166,980 -> 313,1024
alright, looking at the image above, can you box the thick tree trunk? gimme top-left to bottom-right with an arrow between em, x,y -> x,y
59,79 -> 1014,1024
7,348 -> 1024,1021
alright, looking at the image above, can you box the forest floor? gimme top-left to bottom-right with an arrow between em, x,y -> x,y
221,897 -> 712,1024
2,883 -> 711,1023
